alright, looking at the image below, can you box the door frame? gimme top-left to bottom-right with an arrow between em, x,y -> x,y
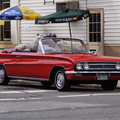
87,8 -> 104,55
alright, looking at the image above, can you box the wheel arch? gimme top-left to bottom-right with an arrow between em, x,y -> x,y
49,66 -> 65,82
0,64 -> 10,85
0,64 -> 8,76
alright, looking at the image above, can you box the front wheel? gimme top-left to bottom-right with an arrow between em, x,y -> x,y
55,69 -> 70,91
101,80 -> 118,90
0,66 -> 10,85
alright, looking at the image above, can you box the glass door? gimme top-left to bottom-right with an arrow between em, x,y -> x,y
87,9 -> 104,55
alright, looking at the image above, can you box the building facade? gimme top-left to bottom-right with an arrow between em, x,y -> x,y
1,0 -> 120,57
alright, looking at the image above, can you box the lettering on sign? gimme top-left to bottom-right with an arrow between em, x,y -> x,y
24,10 -> 35,15
5,10 -> 20,15
38,20 -> 49,23
55,18 -> 72,22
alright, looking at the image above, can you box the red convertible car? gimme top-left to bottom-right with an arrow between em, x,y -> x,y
0,35 -> 120,91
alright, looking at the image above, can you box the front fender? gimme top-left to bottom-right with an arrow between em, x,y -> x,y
42,56 -> 75,79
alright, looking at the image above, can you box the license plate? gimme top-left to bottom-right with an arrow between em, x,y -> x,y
97,74 -> 108,80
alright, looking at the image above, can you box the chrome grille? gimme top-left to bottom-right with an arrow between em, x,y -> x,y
87,62 -> 116,70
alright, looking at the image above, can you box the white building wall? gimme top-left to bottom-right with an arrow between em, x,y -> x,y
11,0 -> 120,45
19,0 -> 87,44
11,0 -> 19,44
80,0 -> 120,45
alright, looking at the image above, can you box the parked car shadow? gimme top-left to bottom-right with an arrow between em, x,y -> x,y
1,79 -> 118,93
6,80 -> 56,91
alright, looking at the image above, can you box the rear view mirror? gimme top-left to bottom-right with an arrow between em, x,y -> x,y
89,49 -> 96,54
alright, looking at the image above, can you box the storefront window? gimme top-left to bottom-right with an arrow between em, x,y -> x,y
56,2 -> 79,12
89,12 -> 101,42
0,1 -> 10,41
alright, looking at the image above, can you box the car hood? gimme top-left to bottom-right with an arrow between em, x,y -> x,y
54,53 -> 120,62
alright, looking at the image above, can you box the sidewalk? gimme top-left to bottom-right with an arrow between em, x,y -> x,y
10,79 -> 120,89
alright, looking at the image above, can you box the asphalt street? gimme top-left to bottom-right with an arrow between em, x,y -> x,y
0,80 -> 120,120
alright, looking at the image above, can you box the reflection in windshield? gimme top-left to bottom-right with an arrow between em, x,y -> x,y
41,38 -> 88,53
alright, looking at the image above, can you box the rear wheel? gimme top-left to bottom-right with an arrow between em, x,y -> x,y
0,66 -> 10,85
55,69 -> 69,91
101,80 -> 118,90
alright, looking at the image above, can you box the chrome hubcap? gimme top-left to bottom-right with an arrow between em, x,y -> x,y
0,68 -> 5,83
56,72 -> 65,89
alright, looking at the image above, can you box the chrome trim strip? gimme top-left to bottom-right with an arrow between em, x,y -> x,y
65,71 -> 120,74
8,76 -> 49,81
39,38 -> 45,54
85,68 -> 116,70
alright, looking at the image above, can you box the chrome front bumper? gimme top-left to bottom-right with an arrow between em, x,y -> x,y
65,71 -> 120,74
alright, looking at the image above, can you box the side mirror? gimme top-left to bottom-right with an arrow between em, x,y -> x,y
89,49 -> 96,54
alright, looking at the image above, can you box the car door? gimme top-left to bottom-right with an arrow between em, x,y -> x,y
15,52 -> 43,79
2,53 -> 17,77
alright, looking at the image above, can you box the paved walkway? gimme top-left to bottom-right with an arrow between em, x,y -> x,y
9,80 -> 120,89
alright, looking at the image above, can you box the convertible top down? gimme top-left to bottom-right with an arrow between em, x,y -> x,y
0,36 -> 120,91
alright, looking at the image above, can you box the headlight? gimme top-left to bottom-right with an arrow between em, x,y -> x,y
76,63 -> 83,70
84,62 -> 89,70
116,62 -> 120,70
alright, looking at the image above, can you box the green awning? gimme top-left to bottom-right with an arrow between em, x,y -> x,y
35,8 -> 90,24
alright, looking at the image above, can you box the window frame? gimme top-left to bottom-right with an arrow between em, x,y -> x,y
87,9 -> 104,43
0,1 -> 11,41
56,1 -> 79,12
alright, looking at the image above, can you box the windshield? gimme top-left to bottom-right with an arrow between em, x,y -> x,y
40,38 -> 89,53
